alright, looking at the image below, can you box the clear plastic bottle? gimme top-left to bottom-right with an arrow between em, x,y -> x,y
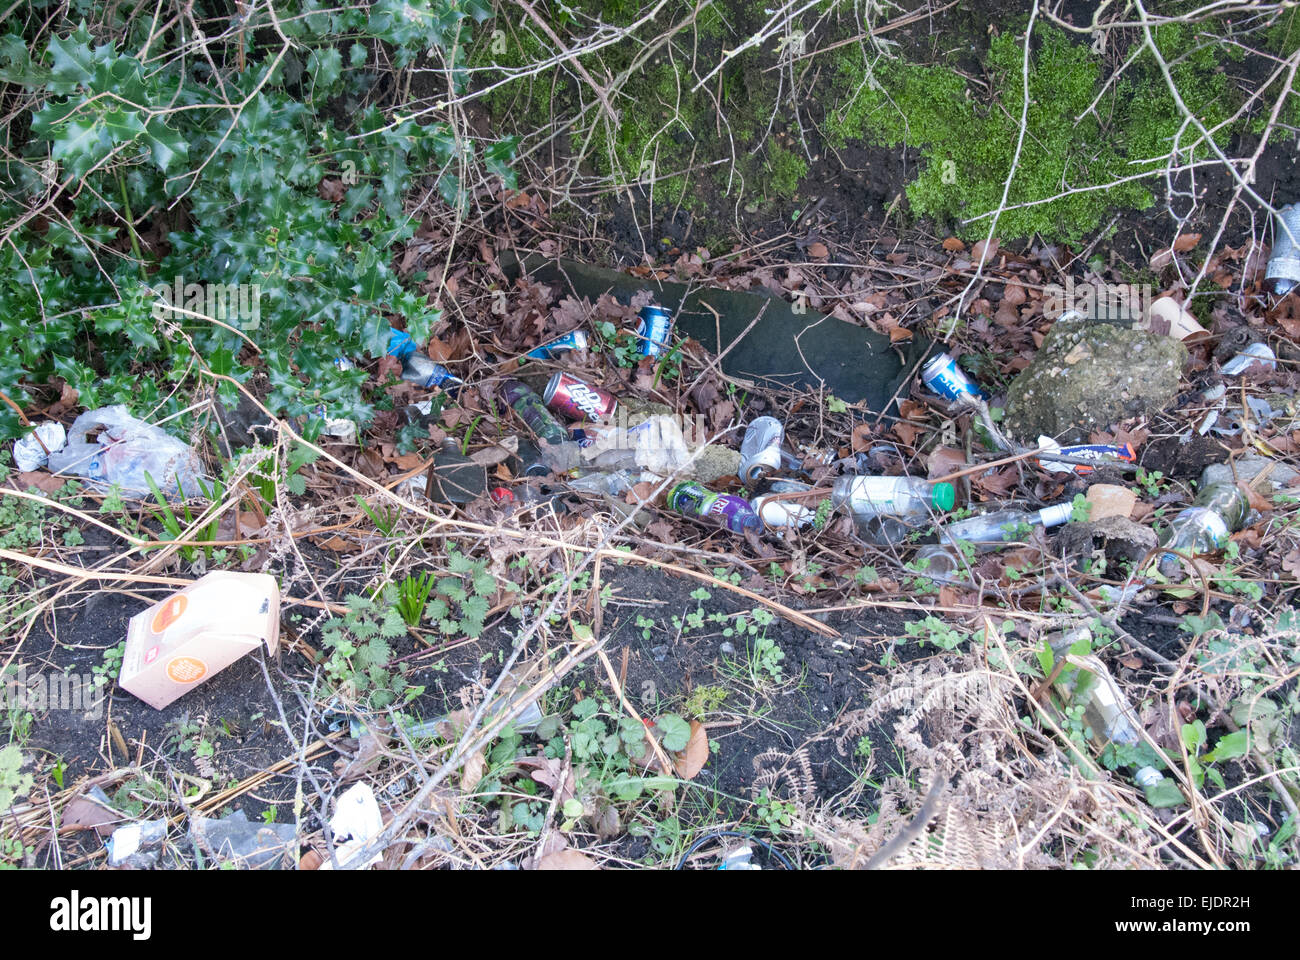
832,475 -> 955,544
939,502 -> 1074,549
1155,481 -> 1249,577
916,502 -> 1073,580
1053,653 -> 1141,747
566,469 -> 636,496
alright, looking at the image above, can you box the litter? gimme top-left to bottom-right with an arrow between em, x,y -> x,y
667,481 -> 760,533
47,405 -> 207,497
1266,202 -> 1300,295
1035,436 -> 1137,475
1144,296 -> 1209,342
189,809 -> 298,870
1221,342 -> 1277,376
739,416 -> 800,484
1155,473 -> 1249,577
12,421 -> 66,472
119,572 -> 281,709
106,818 -> 168,869
321,782 -> 383,870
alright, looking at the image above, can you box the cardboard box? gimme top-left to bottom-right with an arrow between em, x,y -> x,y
119,572 -> 281,709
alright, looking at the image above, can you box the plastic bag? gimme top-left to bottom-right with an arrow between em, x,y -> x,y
47,405 -> 206,497
12,422 -> 66,472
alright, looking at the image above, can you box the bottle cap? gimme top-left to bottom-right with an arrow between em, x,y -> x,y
930,482 -> 956,511
1037,502 -> 1074,527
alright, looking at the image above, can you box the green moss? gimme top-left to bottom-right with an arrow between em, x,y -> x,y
826,21 -> 1249,242
766,142 -> 806,198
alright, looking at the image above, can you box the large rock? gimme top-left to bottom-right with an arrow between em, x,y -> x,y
1005,318 -> 1186,444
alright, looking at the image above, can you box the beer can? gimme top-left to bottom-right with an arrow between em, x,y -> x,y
543,372 -> 618,421
526,330 -> 588,361
920,352 -> 982,405
500,379 -> 568,445
739,416 -> 785,484
636,305 -> 674,357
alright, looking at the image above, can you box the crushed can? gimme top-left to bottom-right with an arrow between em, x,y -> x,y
667,481 -> 759,533
525,330 -> 588,360
739,416 -> 785,484
500,379 -> 568,445
920,352 -> 982,405
543,372 -> 618,421
635,304 -> 674,357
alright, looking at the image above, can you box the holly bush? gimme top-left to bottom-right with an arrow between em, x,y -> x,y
0,0 -> 513,439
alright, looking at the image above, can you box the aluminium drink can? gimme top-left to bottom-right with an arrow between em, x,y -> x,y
635,305 -> 674,357
921,352 -> 982,405
543,372 -> 618,422
739,416 -> 786,484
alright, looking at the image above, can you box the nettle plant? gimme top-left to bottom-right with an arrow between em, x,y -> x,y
0,1 -> 513,439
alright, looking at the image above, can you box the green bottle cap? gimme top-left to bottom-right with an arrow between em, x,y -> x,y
931,482 -> 956,512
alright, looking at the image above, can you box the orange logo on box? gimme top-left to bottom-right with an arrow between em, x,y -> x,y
165,656 -> 207,684
151,595 -> 188,634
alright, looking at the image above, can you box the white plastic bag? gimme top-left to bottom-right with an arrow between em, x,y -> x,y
12,422 -> 66,472
47,405 -> 206,497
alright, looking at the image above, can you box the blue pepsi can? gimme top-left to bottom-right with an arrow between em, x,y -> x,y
525,330 -> 588,361
921,352 -> 982,404
636,305 -> 673,357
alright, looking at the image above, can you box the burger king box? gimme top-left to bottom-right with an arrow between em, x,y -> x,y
120,572 -> 281,709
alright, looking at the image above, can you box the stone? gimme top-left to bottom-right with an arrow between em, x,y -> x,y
1005,317 -> 1187,444
1058,515 -> 1157,566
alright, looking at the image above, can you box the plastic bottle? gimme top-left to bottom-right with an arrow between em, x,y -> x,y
1053,653 -> 1141,748
566,469 -> 637,497
915,501 -> 1073,581
667,482 -> 760,533
939,501 -> 1074,548
831,475 -> 955,543
1155,481 -> 1249,577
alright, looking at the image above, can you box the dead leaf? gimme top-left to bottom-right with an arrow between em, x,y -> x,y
536,850 -> 599,870
14,471 -> 66,494
315,535 -> 362,554
971,238 -> 999,263
1173,232 -> 1202,252
460,749 -> 486,794
850,422 -> 874,453
672,720 -> 709,780
927,446 -> 967,479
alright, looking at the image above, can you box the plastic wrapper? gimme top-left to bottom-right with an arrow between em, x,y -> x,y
47,405 -> 206,497
12,422 -> 66,472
